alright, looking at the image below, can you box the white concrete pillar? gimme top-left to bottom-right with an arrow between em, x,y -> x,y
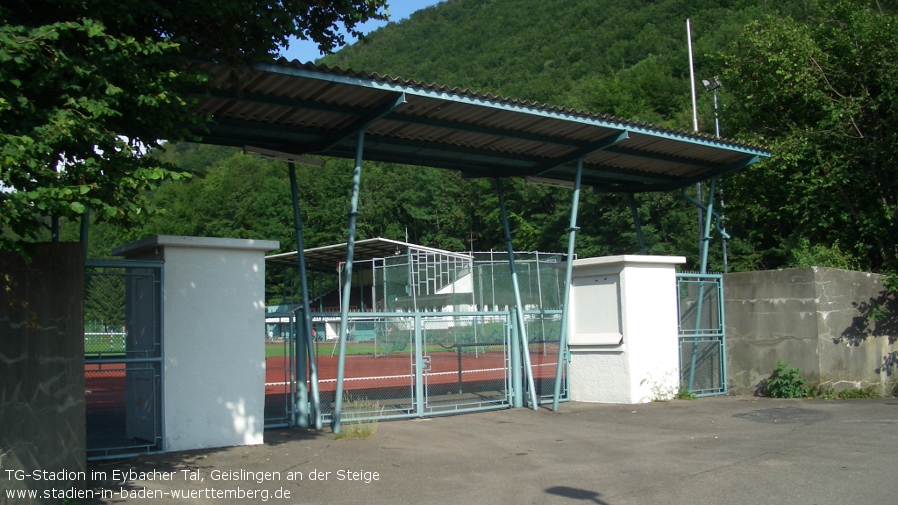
565,255 -> 685,403
113,236 -> 279,451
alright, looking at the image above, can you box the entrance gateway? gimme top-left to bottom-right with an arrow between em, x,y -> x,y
189,58 -> 766,432
83,58 -> 766,456
265,239 -> 568,427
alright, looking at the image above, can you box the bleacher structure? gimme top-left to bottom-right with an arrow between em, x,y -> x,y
267,238 -> 567,317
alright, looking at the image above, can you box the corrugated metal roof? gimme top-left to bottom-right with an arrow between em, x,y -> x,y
190,58 -> 769,192
266,237 -> 469,271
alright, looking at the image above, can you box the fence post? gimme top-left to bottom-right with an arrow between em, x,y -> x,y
510,310 -> 522,408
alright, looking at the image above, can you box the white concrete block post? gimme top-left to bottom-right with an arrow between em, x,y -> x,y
113,236 -> 279,451
565,255 -> 685,403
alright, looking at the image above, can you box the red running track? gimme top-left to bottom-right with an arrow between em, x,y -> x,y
84,348 -> 560,411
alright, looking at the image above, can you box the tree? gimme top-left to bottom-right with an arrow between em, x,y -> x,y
722,0 -> 898,271
0,0 -> 388,253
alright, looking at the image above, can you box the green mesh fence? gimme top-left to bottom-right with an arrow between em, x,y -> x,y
523,310 -> 566,403
264,312 -> 294,428
308,312 -> 515,422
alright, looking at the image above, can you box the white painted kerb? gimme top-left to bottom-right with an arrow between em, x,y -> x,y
115,235 -> 279,451
565,255 -> 685,404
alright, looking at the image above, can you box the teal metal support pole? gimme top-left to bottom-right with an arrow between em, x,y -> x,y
552,158 -> 583,411
628,193 -> 647,255
293,311 -> 308,429
698,177 -> 716,276
333,130 -> 365,434
413,314 -> 424,416
495,179 -> 538,410
510,309 -> 522,408
288,163 -> 310,429
687,177 -> 717,391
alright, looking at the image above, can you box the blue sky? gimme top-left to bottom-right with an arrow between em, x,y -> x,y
279,0 -> 445,63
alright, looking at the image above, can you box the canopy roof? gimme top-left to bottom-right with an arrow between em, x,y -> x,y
266,237 -> 469,272
191,59 -> 768,193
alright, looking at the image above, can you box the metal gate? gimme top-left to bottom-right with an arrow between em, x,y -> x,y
264,311 -> 295,428
420,312 -> 511,414
300,311 -> 518,423
84,260 -> 163,460
676,273 -> 726,396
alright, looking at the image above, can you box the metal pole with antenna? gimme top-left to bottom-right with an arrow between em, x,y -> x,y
687,18 -> 703,263
702,76 -> 728,273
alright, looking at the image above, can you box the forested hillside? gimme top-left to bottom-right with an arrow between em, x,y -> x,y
79,0 -> 896,276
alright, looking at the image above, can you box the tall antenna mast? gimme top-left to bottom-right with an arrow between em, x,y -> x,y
687,18 -> 703,263
687,18 -> 699,133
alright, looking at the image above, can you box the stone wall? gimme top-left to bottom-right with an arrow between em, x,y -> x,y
1,243 -> 86,504
724,267 -> 898,394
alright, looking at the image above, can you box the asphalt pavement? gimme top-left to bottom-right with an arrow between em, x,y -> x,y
87,396 -> 898,505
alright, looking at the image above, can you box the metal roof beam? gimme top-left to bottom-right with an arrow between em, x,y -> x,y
205,117 -> 328,141
382,114 -> 584,147
669,154 -> 760,187
320,92 -> 407,151
203,89 -> 587,150
325,143 -> 521,174
203,88 -> 363,116
244,61 -> 770,158
527,130 -> 630,176
590,155 -> 761,193
363,134 -> 539,163
604,146 -> 718,169
550,163 -> 682,183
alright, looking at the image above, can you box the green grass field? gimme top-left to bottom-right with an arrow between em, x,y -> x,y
263,341 -> 506,358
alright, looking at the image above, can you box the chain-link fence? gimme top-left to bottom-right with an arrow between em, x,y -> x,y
264,311 -> 295,428
303,312 -> 520,422
85,260 -> 163,460
677,273 -> 726,396
523,310 -> 567,404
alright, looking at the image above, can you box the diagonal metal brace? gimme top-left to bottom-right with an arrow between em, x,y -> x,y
527,130 -> 629,176
320,92 -> 407,152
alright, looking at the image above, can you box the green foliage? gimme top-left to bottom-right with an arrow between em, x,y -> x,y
26,0 -> 896,280
765,360 -> 808,398
805,382 -> 837,399
788,238 -> 861,270
836,386 -> 880,399
1,0 -> 388,253
807,382 -> 882,399
722,0 -> 898,272
675,387 -> 697,400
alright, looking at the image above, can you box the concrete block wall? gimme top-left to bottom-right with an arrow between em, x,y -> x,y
1,244 -> 86,504
724,267 -> 898,394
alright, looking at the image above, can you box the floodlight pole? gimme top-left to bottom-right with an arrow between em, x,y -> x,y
552,158 -> 584,411
333,130 -> 365,434
705,77 -> 729,273
495,179 -> 538,410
